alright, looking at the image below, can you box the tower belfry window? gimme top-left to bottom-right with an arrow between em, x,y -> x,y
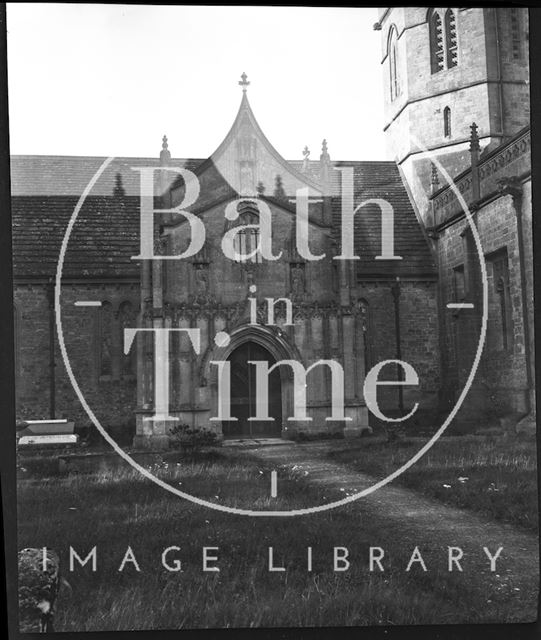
429,10 -> 445,73
428,9 -> 458,73
444,10 -> 457,68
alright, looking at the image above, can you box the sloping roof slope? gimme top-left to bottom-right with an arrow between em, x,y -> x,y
11,156 -> 436,280
331,161 -> 436,277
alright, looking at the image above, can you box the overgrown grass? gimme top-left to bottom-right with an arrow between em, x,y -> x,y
17,445 -> 537,630
326,434 -> 539,532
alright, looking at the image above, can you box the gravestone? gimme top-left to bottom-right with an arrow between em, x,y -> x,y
19,434 -> 78,447
17,419 -> 78,448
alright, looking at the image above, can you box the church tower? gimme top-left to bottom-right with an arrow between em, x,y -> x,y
375,7 -> 530,223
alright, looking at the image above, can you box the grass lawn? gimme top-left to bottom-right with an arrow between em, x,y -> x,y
17,442 -> 537,631
326,434 -> 539,532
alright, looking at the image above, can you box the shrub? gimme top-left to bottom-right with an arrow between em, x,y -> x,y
291,430 -> 344,442
169,423 -> 218,452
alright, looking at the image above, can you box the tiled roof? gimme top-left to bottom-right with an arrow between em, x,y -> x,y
11,195 -> 141,279
11,156 -> 436,280
331,161 -> 437,277
10,156 -> 203,197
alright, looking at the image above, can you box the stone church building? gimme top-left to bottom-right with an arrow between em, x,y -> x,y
11,7 -> 534,446
376,7 -> 533,433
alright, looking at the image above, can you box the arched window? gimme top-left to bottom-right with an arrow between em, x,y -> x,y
118,301 -> 136,377
388,26 -> 401,101
233,210 -> 262,264
453,265 -> 465,302
428,9 -> 445,73
444,10 -> 458,68
443,106 -> 451,138
487,249 -> 513,352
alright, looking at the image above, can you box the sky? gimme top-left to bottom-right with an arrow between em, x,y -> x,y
6,4 -> 389,161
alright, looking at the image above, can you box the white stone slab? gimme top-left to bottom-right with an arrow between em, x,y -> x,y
18,434 -> 79,446
26,419 -> 70,424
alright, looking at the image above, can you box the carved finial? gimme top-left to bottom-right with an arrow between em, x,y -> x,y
113,172 -> 125,198
470,122 -> 480,153
320,139 -> 331,191
302,146 -> 310,173
274,174 -> 286,201
430,163 -> 440,195
431,163 -> 439,185
239,72 -> 250,92
160,134 -> 171,165
320,139 -> 330,163
469,122 -> 481,202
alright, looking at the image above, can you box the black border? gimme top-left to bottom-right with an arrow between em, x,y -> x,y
0,3 -> 539,640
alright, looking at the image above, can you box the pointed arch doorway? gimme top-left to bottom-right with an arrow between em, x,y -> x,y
222,341 -> 282,438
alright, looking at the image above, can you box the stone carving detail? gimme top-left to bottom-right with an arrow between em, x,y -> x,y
195,264 -> 209,294
190,255 -> 215,304
311,302 -> 324,318
497,175 -> 522,199
433,130 -> 530,213
153,236 -> 168,256
290,262 -> 306,298
294,305 -> 308,321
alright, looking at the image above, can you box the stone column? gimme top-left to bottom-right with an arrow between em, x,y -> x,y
341,308 -> 369,438
309,311 -> 326,431
134,243 -> 153,447
134,237 -> 172,449
499,177 -> 536,435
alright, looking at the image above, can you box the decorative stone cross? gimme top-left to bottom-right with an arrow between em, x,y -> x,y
239,72 -> 250,92
302,146 -> 310,173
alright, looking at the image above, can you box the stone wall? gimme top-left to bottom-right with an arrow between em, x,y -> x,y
380,7 -> 530,223
432,131 -> 533,421
358,280 -> 440,422
14,282 -> 140,439
13,276 -> 440,440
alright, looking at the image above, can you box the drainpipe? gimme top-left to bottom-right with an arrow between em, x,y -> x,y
390,276 -> 404,413
46,278 -> 55,419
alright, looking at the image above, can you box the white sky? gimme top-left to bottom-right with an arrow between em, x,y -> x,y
6,4 -> 389,161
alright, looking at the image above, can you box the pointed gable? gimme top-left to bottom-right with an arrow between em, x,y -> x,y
168,90 -> 323,213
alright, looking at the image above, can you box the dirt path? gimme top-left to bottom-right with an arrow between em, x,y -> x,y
236,440 -> 539,619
